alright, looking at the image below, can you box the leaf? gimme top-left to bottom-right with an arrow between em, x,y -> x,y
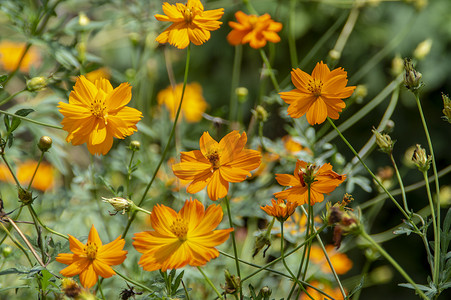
55,48 -> 80,69
0,268 -> 29,276
347,276 -> 365,298
7,108 -> 34,136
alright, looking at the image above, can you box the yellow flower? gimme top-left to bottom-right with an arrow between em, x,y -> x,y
157,82 -> 207,123
260,198 -> 297,222
0,160 -> 55,191
279,61 -> 355,125
300,281 -> 345,300
155,0 -> 224,49
274,160 -> 346,205
309,244 -> 353,275
133,198 -> 233,271
58,76 -> 143,155
227,11 -> 282,49
85,67 -> 111,82
0,41 -> 39,72
56,225 -> 127,289
172,131 -> 261,201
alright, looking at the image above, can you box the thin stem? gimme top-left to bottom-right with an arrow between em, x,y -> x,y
288,0 -> 298,67
114,269 -> 155,294
27,152 -> 45,191
224,196 -> 242,299
327,117 -> 410,220
197,267 -> 223,300
414,92 -> 440,285
133,205 -> 152,215
0,110 -> 63,130
280,221 -> 313,299
390,153 -> 409,213
229,45 -> 242,124
2,44 -> 32,86
352,258 -> 372,300
28,205 -> 68,240
122,45 -> 191,239
126,150 -> 136,197
423,171 -> 439,284
0,222 -> 33,266
1,154 -> 22,187
360,229 -> 429,300
259,49 -> 279,92
0,89 -> 27,107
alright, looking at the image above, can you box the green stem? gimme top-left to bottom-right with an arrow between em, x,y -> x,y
197,266 -> 223,300
1,154 -> 22,187
0,110 -> 63,130
243,0 -> 258,15
288,0 -> 298,67
327,117 -> 409,220
229,45 -> 242,124
224,196 -> 242,299
360,229 -> 429,300
2,44 -> 32,86
0,89 -> 27,107
280,221 -> 313,299
259,49 -> 279,92
352,258 -> 372,300
28,205 -> 68,240
27,151 -> 45,191
126,150 -> 136,198
133,204 -> 152,215
0,222 -> 33,266
242,224 -> 327,282
423,171 -> 439,283
390,153 -> 409,213
122,45 -> 191,239
114,269 -> 154,294
414,92 -> 440,285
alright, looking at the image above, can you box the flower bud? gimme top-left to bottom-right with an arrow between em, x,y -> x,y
129,140 -> 141,151
26,76 -> 47,92
18,187 -> 33,204
442,93 -> 451,123
253,105 -> 268,122
235,87 -> 248,103
38,136 -> 52,152
403,58 -> 422,91
372,127 -> 394,154
353,85 -> 367,103
2,246 -> 12,258
411,144 -> 431,172
78,12 -> 90,26
61,278 -> 82,298
102,197 -> 133,215
260,286 -> 272,297
391,55 -> 404,76
413,39 -> 432,60
328,49 -> 341,61
222,269 -> 240,295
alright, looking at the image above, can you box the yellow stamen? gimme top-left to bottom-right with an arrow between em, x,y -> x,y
207,151 -> 220,170
85,242 -> 98,261
170,217 -> 188,241
307,79 -> 323,97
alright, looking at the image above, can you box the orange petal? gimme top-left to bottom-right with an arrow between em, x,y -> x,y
207,170 -> 228,200
79,264 -> 98,288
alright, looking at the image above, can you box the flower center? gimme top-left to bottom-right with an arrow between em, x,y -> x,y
207,151 -> 220,170
278,202 -> 287,209
91,98 -> 108,124
248,15 -> 258,28
182,6 -> 195,23
307,79 -> 323,97
85,242 -> 98,261
170,217 -> 188,241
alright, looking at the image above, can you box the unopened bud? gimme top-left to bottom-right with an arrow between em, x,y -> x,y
61,278 -> 82,298
260,286 -> 272,297
38,136 -> 52,152
413,39 -> 432,60
253,105 -> 268,122
403,58 -> 422,91
442,93 -> 451,123
411,144 -> 431,172
353,85 -> 367,103
391,55 -> 404,76
102,197 -> 133,215
235,87 -> 248,103
2,246 -> 12,258
372,127 -> 394,154
26,76 -> 47,92
328,49 -> 341,61
18,187 -> 33,204
78,12 -> 90,26
130,140 -> 141,151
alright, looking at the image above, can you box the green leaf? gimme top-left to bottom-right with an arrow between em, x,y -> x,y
14,108 -> 34,117
393,226 -> 412,236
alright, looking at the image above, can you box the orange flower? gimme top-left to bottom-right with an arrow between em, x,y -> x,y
56,225 -> 127,289
157,82 -> 207,123
260,199 -> 297,222
154,0 -> 224,49
0,160 -> 55,191
309,244 -> 353,275
133,198 -> 233,271
172,131 -> 261,201
279,61 -> 355,125
0,41 -> 40,72
58,76 -> 143,155
300,281 -> 345,300
227,11 -> 282,49
274,160 -> 346,205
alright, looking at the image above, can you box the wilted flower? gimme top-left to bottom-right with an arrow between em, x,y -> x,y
102,197 -> 133,215
154,0 -> 224,49
279,62 -> 356,125
411,144 -> 431,172
372,127 -> 394,154
326,194 -> 359,248
58,76 -> 143,155
403,58 -> 422,91
227,11 -> 282,49
157,82 -> 207,123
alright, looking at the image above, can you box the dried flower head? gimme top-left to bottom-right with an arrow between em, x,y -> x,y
227,11 -> 282,49
279,61 -> 356,125
411,144 -> 431,172
403,58 -> 422,91
372,127 -> 394,154
442,93 -> 451,123
155,0 -> 224,49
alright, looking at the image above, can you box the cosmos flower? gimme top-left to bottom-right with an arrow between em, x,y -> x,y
300,281 -> 345,300
309,244 -> 353,275
154,0 -> 224,49
274,160 -> 346,205
227,11 -> 282,49
172,131 -> 261,201
0,160 -> 55,191
58,76 -> 142,155
260,198 -> 297,222
56,225 -> 127,289
133,198 -> 233,271
157,82 -> 207,123
279,61 -> 355,125
0,41 -> 39,72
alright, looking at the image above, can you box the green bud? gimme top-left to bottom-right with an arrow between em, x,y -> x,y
18,187 -> 33,204
372,127 -> 394,154
442,93 -> 451,123
253,105 -> 268,122
412,144 -> 431,172
403,58 -> 422,91
235,87 -> 248,103
38,136 -> 52,152
26,77 -> 47,92
130,140 -> 141,151
2,246 -> 12,258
